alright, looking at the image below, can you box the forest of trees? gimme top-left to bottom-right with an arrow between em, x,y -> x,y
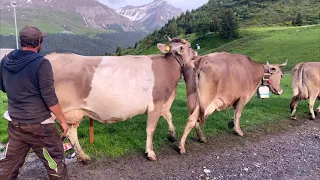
0,31 -> 147,56
125,0 -> 320,55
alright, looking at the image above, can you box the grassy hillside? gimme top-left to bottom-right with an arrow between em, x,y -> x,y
228,0 -> 320,26
132,25 -> 320,71
0,25 -> 319,157
129,0 -> 320,55
0,7 -> 106,35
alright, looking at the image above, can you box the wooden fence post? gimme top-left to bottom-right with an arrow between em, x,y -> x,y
89,118 -> 94,144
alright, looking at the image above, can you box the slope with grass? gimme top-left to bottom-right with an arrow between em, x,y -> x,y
128,0 -> 320,55
0,7 -> 106,35
133,25 -> 320,71
0,25 -> 319,158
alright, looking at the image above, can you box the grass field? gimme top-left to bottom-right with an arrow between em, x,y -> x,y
0,7 -> 106,35
137,25 -> 320,72
0,25 -> 319,157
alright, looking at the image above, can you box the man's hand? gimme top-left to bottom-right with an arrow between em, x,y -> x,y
49,104 -> 69,137
59,120 -> 69,137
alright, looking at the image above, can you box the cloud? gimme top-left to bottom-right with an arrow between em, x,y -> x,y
169,0 -> 208,10
105,0 -> 127,6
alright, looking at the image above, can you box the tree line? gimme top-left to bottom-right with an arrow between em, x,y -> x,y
0,31 -> 147,56
124,0 -> 319,55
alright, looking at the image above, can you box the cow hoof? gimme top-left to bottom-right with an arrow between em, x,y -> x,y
235,130 -> 244,137
146,151 -> 157,161
79,156 -> 92,165
228,120 -> 234,129
199,137 -> 207,143
167,132 -> 176,142
310,116 -> 316,120
290,116 -> 297,120
179,148 -> 186,155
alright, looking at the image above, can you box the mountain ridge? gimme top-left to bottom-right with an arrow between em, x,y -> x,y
0,0 -> 136,33
116,0 -> 183,31
0,0 -> 184,34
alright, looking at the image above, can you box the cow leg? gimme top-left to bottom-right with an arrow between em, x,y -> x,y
308,95 -> 317,120
161,88 -> 177,142
63,110 -> 91,164
195,121 -> 206,143
162,111 -> 176,142
233,99 -> 247,136
316,97 -> 320,114
68,125 -> 91,164
179,104 -> 200,154
146,103 -> 163,161
290,96 -> 300,120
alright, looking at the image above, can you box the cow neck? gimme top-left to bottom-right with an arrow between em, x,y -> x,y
172,53 -> 184,72
166,53 -> 183,79
261,65 -> 271,86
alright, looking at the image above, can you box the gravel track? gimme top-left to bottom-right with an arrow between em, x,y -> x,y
11,115 -> 320,180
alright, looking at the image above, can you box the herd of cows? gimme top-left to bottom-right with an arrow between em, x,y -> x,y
0,37 -> 319,164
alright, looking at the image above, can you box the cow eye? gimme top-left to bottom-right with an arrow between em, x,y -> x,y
270,67 -> 276,71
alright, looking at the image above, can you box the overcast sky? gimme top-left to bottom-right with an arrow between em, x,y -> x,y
98,0 -> 208,11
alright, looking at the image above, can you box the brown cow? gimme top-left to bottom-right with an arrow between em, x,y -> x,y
290,62 -> 320,120
44,37 -> 197,163
179,52 -> 287,154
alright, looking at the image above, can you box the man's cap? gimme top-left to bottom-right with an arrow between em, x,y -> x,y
19,25 -> 47,42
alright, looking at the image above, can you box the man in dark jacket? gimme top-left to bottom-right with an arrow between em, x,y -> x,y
0,26 -> 69,180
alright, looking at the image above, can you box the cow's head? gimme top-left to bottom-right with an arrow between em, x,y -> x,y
264,60 -> 288,95
157,36 -> 198,66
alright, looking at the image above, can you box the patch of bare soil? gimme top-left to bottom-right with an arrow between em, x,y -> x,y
17,115 -> 320,180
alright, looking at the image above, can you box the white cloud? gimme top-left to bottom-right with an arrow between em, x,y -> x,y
99,0 -> 208,10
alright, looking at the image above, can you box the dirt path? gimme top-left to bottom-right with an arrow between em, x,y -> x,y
16,116 -> 320,180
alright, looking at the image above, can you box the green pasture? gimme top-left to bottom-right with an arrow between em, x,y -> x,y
138,25 -> 320,72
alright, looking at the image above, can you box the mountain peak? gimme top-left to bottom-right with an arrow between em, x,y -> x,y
0,0 -> 136,32
116,0 -> 182,31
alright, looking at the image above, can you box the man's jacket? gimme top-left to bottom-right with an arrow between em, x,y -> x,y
0,49 -> 58,124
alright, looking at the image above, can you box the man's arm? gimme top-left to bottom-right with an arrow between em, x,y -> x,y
38,59 -> 69,136
0,57 -> 6,93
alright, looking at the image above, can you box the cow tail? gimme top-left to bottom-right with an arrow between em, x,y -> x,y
195,63 -> 206,124
298,66 -> 308,100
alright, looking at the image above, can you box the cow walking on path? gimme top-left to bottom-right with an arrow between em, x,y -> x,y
290,62 -> 320,120
180,52 -> 287,154
45,37 -> 197,163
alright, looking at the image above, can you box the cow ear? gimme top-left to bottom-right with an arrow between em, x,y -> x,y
157,43 -> 170,54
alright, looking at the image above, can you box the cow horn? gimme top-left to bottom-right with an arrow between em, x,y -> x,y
280,59 -> 288,67
166,35 -> 172,42
181,39 -> 187,44
266,60 -> 270,66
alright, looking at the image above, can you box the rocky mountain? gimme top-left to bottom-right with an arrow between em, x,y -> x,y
116,0 -> 183,31
0,0 -> 136,33
0,0 -> 183,34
